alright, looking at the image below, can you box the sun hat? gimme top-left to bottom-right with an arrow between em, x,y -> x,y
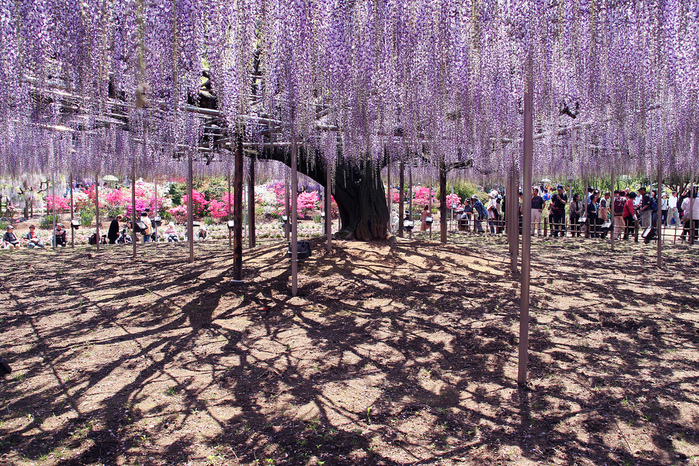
471,194 -> 478,199
7,225 -> 14,229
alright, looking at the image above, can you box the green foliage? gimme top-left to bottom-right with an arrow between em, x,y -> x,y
106,205 -> 124,219
80,208 -> 95,227
313,215 -> 322,223
194,176 -> 228,201
168,182 -> 186,206
0,220 -> 7,231
39,215 -> 55,229
203,216 -> 215,225
447,181 -> 479,204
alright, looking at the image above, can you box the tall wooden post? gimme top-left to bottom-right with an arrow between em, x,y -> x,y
248,155 -> 256,248
233,134 -> 244,282
131,160 -> 137,259
657,164 -> 662,267
291,132 -> 299,296
387,161 -> 392,233
153,178 -> 158,248
518,53 -> 533,385
284,169 -> 290,240
228,169 -> 232,249
95,177 -> 100,251
187,150 -> 194,263
398,161 -> 405,238
51,167 -> 56,249
610,170 -> 615,252
408,165 -> 413,240
326,159 -> 332,252
70,173 -> 75,248
690,178 -> 695,245
509,171 -> 518,272
439,162 -> 447,244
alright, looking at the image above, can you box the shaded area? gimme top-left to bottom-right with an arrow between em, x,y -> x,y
0,236 -> 698,465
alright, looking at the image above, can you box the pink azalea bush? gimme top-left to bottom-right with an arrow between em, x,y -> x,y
445,193 -> 462,209
45,195 -> 70,213
413,186 -> 437,209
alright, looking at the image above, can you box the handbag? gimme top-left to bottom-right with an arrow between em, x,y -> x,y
578,216 -> 587,223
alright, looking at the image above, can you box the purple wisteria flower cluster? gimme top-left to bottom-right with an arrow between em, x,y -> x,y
0,0 -> 695,181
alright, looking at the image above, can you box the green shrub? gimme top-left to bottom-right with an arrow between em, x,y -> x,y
203,216 -> 215,225
0,220 -> 7,231
40,215 -> 55,229
80,209 -> 94,227
106,206 -> 124,219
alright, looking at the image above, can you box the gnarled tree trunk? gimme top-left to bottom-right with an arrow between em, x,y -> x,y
260,147 -> 389,241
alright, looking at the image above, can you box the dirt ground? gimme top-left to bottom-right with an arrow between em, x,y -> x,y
1,231 -> 699,465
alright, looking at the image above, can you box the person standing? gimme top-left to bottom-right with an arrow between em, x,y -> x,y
623,192 -> 638,241
569,193 -> 584,237
487,190 -> 499,234
420,205 -> 430,231
550,185 -> 568,237
660,193 -> 668,226
531,187 -> 544,236
599,192 -> 611,224
140,212 -> 152,243
108,215 -> 122,244
638,186 -> 652,229
588,192 -> 600,238
612,190 -> 626,240
471,195 -> 487,233
667,191 -> 679,227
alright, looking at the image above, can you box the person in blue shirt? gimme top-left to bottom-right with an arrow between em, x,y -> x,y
471,195 -> 487,233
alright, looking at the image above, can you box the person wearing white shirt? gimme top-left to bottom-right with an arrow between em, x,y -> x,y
667,191 -> 680,227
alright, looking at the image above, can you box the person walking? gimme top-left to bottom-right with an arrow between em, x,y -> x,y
612,190 -> 626,240
569,193 -> 584,237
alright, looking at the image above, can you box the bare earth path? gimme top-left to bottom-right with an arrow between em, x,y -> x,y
1,234 -> 698,465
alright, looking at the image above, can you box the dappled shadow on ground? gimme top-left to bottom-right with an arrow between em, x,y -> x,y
1,235 -> 698,465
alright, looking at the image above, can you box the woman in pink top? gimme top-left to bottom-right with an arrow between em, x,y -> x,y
622,192 -> 637,240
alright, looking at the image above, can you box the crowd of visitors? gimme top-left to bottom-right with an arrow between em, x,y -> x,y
455,184 -> 698,243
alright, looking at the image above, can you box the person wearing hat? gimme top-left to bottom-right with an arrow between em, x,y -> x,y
197,223 -> 208,241
487,190 -> 500,234
54,223 -> 67,247
3,225 -> 20,249
550,185 -> 568,237
140,211 -> 153,243
164,221 -> 179,242
25,225 -> 44,249
471,195 -> 487,233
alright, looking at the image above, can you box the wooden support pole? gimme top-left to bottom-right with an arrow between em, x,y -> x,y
95,177 -> 100,251
233,134 -> 244,282
398,161 -> 405,238
408,165 -> 413,240
326,159 -> 332,252
387,161 -> 391,234
610,170 -> 615,252
153,178 -> 158,248
131,160 -> 137,259
284,169 -> 290,240
291,132 -> 299,296
518,53 -> 533,386
248,155 -> 256,248
187,150 -> 194,263
70,173 -> 74,248
228,169 -> 232,249
657,164 -> 662,267
440,162 -> 447,244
